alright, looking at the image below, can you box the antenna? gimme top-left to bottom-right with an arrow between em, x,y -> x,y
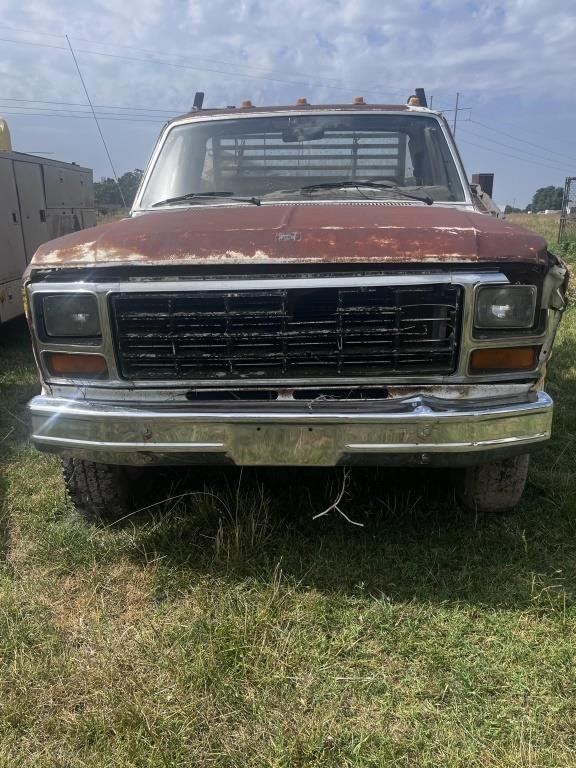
65,35 -> 127,208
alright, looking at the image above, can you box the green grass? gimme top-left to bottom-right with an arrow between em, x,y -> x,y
1,233 -> 576,766
507,214 -> 576,263
506,213 -> 561,245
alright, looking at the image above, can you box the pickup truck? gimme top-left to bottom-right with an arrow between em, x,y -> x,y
23,95 -> 568,523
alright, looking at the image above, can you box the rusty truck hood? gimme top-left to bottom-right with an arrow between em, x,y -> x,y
30,203 -> 547,268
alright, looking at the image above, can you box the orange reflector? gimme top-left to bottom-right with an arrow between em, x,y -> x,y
470,347 -> 538,373
46,352 -> 108,378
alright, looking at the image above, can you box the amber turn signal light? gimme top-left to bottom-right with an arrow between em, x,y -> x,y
45,352 -> 108,378
470,346 -> 538,373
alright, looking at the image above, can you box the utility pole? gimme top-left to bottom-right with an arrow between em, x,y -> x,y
452,92 -> 460,135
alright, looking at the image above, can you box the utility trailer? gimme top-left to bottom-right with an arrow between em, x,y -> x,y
0,143 -> 96,323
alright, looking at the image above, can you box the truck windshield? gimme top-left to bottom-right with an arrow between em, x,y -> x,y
138,113 -> 466,208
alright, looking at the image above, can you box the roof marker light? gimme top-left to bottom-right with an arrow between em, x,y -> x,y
295,98 -> 308,105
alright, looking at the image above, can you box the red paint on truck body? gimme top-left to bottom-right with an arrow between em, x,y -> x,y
31,203 -> 547,269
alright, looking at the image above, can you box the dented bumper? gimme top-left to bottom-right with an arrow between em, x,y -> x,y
29,392 -> 553,467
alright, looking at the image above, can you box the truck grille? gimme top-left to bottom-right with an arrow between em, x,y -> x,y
111,284 -> 462,381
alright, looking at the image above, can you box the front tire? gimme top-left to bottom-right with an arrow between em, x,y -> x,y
458,454 -> 530,513
62,458 -> 131,525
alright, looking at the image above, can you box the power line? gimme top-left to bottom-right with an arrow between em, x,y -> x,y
68,34 -> 411,97
1,94 -> 471,122
0,111 -> 165,123
468,119 -> 576,164
0,34 -> 411,102
2,20 -> 574,171
0,36 -> 67,51
4,98 -> 569,172
458,137 -> 569,173
459,135 -> 567,172
458,125 -> 567,170
2,25 -> 572,174
65,35 -> 127,206
0,23 -> 65,38
471,113 -> 576,150
0,102 -> 174,119
74,45 -> 400,97
0,23 -> 413,99
0,96 -> 182,113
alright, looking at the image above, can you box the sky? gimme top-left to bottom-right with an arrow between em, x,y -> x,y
0,0 -> 575,209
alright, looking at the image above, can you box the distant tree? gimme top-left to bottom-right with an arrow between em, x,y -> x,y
527,186 -> 564,213
94,169 -> 144,208
93,177 -> 118,206
118,170 -> 144,205
504,205 -> 522,214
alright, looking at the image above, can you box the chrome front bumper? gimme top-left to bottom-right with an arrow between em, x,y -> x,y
29,392 -> 553,467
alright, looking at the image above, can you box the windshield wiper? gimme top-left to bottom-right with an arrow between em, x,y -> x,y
294,180 -> 433,205
151,192 -> 260,207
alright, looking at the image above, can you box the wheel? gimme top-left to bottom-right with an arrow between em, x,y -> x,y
457,454 -> 530,513
62,458 -> 131,525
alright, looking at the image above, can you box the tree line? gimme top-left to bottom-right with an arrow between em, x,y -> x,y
505,186 -> 564,214
94,170 -> 144,209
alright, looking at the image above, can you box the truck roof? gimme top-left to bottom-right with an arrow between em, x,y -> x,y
168,102 -> 438,125
0,149 -> 92,172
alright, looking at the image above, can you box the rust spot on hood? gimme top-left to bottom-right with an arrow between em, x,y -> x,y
30,203 -> 547,270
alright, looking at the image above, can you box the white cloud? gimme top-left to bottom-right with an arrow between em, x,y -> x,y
0,0 -> 575,108
0,0 -> 574,205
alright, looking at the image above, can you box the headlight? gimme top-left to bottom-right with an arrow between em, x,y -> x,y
42,294 -> 101,338
475,286 -> 537,329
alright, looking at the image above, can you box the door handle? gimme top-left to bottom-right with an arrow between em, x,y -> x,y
12,211 -> 18,223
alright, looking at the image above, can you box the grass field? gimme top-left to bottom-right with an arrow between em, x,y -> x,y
506,213 -> 561,245
1,218 -> 576,766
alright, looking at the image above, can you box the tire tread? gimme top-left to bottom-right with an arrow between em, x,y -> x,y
459,454 -> 530,513
62,458 -> 129,524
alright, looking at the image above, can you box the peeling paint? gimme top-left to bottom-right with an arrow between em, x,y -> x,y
30,202 -> 548,270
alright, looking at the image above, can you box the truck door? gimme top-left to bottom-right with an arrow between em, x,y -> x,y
0,157 -> 27,279
13,160 -> 49,263
0,157 -> 27,321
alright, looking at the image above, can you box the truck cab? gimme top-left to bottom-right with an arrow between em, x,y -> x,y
23,96 -> 568,522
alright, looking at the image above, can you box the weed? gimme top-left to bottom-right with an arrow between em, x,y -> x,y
1,214 -> 576,765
